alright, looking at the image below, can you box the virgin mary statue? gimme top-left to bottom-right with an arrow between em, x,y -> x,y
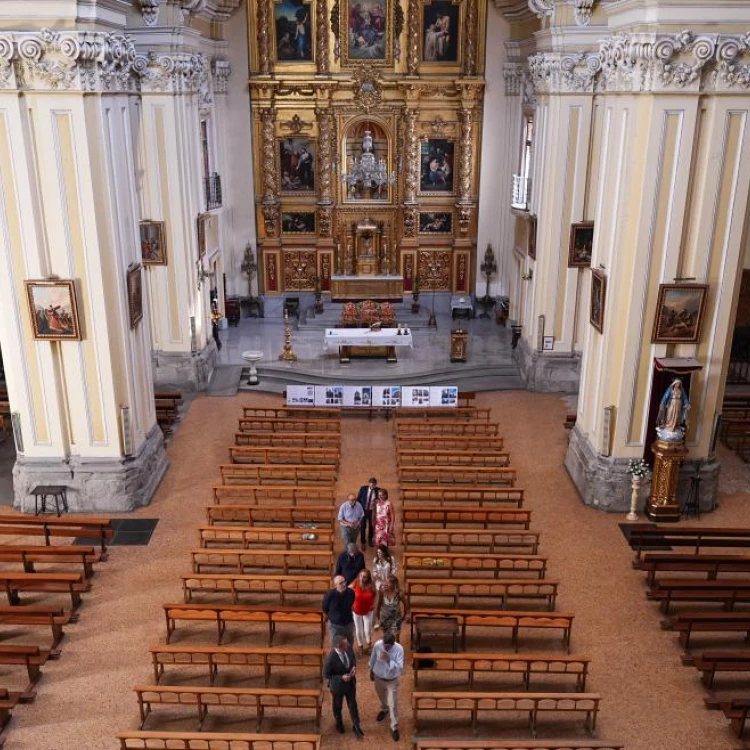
656,379 -> 690,441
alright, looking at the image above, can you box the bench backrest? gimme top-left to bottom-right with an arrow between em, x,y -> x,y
402,528 -> 539,553
401,486 -> 524,506
191,548 -> 333,574
393,407 -> 491,421
399,466 -> 516,486
397,437 -> 505,451
207,505 -> 335,526
397,450 -> 511,468
198,526 -> 334,549
402,506 -> 531,529
403,551 -> 547,578
415,741 -> 622,750
219,464 -> 337,486
212,486 -> 336,506
235,431 -> 342,448
243,407 -> 341,419
229,447 -> 340,465
238,419 -> 340,433
116,732 -> 322,750
182,573 -> 331,598
395,421 -> 499,436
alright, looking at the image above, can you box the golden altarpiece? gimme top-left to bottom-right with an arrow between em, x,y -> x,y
247,0 -> 486,299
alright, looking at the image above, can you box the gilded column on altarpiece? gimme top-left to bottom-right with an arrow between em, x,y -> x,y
260,107 -> 279,235
257,0 -> 271,74
316,107 -> 334,237
405,0 -> 419,75
464,0 -> 477,76
316,0 -> 330,74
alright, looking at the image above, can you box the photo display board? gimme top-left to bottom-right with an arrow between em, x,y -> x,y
287,385 -> 457,408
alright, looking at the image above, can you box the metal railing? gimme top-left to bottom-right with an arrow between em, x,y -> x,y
204,172 -> 223,211
511,174 -> 530,210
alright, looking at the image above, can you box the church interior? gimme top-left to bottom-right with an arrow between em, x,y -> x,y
2,0 -> 750,748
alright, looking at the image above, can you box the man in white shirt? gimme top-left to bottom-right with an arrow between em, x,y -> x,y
338,493 -> 365,547
368,632 -> 404,741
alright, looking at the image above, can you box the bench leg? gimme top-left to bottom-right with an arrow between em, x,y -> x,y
50,623 -> 64,649
217,617 -> 225,645
529,707 -> 537,738
268,621 -> 275,647
138,697 -> 150,728
512,624 -> 519,653
165,613 -> 174,644
210,659 -> 218,686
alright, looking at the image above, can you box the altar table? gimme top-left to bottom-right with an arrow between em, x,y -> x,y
324,328 -> 413,363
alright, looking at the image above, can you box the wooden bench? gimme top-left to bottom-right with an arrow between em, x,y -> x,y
0,544 -> 101,578
662,610 -> 750,648
219,464 -> 337,486
0,572 -> 89,609
149,644 -> 324,685
0,604 -> 72,649
637,552 -> 750,586
412,651 -> 591,690
406,578 -> 559,611
648,578 -> 750,613
411,608 -> 574,651
243,407 -> 341,420
412,691 -> 598,735
403,551 -> 547,580
397,450 -> 512,468
207,505 -> 334,527
399,466 -> 517,487
705,696 -> 750,739
238,418 -> 341,434
212,485 -> 336,506
229,446 -> 340,466
403,506 -> 531,530
401,486 -> 524,507
629,524 -> 750,558
0,687 -> 22,733
116,731 -> 321,750
402,528 -> 540,555
198,525 -> 334,551
0,644 -> 51,695
154,390 -> 183,404
182,573 -> 331,604
135,684 -> 322,731
395,421 -> 500,437
191,548 -> 332,576
164,602 -> 325,646
685,650 -> 750,687
397,437 -> 505,452
235,431 -> 342,448
0,513 -> 113,552
414,739 -> 622,750
393,407 -> 491,421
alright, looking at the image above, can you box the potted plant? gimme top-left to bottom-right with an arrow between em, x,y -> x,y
411,274 -> 421,314
626,458 -> 651,521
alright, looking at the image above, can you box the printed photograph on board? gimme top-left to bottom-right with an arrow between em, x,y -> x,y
422,0 -> 458,63
274,0 -> 313,61
568,222 -> 594,268
420,139 -> 454,193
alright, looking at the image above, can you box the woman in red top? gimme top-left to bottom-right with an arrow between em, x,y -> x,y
351,568 -> 377,655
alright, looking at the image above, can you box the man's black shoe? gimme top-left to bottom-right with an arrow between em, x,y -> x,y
353,725 -> 365,738
377,710 -> 388,723
391,728 -> 400,741
336,724 -> 345,734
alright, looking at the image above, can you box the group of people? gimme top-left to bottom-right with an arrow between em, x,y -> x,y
321,478 -> 408,741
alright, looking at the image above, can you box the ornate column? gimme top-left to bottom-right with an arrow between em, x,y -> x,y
260,107 -> 280,237
315,0 -> 330,75
256,0 -> 271,74
463,0 -> 477,76
456,106 -> 477,238
402,107 -> 419,240
405,0 -> 419,75
316,106 -> 334,237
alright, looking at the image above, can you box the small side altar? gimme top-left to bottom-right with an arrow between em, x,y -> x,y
330,275 -> 404,301
324,327 -> 413,363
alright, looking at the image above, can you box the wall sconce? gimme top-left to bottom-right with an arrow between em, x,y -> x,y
522,268 -> 533,281
196,259 -> 211,290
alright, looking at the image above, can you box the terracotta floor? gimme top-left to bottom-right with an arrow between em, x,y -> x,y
2,391 -> 750,749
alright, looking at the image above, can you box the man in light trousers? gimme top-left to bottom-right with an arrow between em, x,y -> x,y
369,632 -> 404,741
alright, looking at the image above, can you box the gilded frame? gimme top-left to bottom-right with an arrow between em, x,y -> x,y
281,211 -> 317,234
419,0 -> 462,69
25,279 -> 82,341
342,0 -> 392,66
590,269 -> 606,334
278,137 -> 316,195
139,220 -> 167,265
273,0 -> 315,65
127,264 -> 143,329
651,283 -> 708,344
419,138 -> 455,195
418,211 -> 453,234
568,221 -> 594,268
197,213 -> 210,258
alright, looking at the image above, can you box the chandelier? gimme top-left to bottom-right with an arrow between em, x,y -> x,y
342,130 -> 396,192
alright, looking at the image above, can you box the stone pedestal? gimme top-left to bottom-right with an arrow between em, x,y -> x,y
645,439 -> 688,523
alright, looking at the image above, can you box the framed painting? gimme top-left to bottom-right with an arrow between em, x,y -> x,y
419,138 -> 454,194
281,211 -> 316,234
421,0 -> 460,64
274,0 -> 314,63
344,0 -> 389,63
528,214 -> 537,260
569,222 -> 594,268
197,213 -> 210,258
25,279 -> 82,341
590,269 -> 606,333
139,221 -> 167,265
651,283 -> 708,344
127,265 -> 143,329
279,138 -> 315,194
418,211 -> 452,234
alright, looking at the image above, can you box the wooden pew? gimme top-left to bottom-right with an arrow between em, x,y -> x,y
412,691 -> 599,734
116,731 -> 322,750
0,644 -> 51,694
457,391 -> 476,408
182,573 -> 331,604
399,466 -> 517,487
191,548 -> 332,576
637,552 -> 750,586
135,684 -> 322,731
397,436 -> 505,452
198,525 -> 334,551
397,450 -> 511,468
411,607 -> 574,651
628,524 -> 750,558
705,696 -> 750,739
207,505 -> 335,527
402,528 -> 540,555
0,544 -> 101,578
661,610 -> 750,648
235,431 -> 342,448
243,407 -> 341,420
401,486 -> 524,507
0,687 -> 22,733
412,651 -> 591,690
648,578 -> 750,613
219,464 -> 337,486
415,739 -> 622,750
0,604 -> 72,649
238,418 -> 340,434
229,446 -> 340,466
686,650 -> 750,687
402,506 -> 531,530
394,421 -> 500,437
0,572 -> 90,609
406,578 -> 559,611
212,485 -> 336,506
0,513 -> 113,552
149,644 -> 324,685
163,602 -> 325,646
393,407 -> 491,421
154,390 -> 183,405
403,551 -> 547,579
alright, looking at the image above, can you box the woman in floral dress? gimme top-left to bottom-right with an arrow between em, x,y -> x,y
373,488 -> 395,547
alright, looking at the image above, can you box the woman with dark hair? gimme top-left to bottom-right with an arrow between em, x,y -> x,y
374,574 -> 409,641
372,544 -> 397,592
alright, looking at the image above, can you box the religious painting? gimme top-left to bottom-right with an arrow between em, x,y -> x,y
279,138 -> 315,194
139,221 -> 167,265
421,0 -> 459,64
281,212 -> 316,234
419,139 -> 454,194
197,213 -> 210,258
126,265 -> 143,329
528,214 -> 537,260
346,0 -> 388,62
274,0 -> 313,62
569,222 -> 594,268
590,269 -> 606,334
25,280 -> 82,341
419,212 -> 452,234
652,284 -> 708,344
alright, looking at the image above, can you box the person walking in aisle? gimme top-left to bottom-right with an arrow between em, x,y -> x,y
374,574 -> 409,642
357,477 -> 378,547
369,632 -> 404,741
352,568 -> 376,655
322,575 -> 355,646
338,493 -> 365,547
323,635 -> 364,738
372,544 -> 397,592
373,488 -> 395,547
335,542 -> 366,585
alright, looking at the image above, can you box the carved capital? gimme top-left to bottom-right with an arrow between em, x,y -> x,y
574,0 -> 594,27
133,50 -> 206,93
212,57 -> 231,94
503,62 -> 524,95
528,51 -> 601,94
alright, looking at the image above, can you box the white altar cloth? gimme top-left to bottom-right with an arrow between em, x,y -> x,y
324,328 -> 413,349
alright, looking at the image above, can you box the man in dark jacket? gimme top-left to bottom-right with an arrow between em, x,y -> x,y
323,634 -> 364,738
335,542 -> 366,584
322,575 -> 355,646
356,477 -> 378,547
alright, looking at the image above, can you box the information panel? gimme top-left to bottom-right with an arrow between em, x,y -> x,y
287,385 -> 315,406
288,384 -> 456,409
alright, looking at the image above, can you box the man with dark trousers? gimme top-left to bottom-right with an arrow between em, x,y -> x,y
356,477 -> 378,547
323,634 -> 364,738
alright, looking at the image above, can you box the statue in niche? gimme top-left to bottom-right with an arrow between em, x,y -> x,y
656,379 -> 690,442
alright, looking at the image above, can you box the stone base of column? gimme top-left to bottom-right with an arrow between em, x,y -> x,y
12,424 -> 168,513
514,337 -> 581,393
565,425 -> 720,513
152,340 -> 218,392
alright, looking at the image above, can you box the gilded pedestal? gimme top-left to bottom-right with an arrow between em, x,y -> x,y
645,439 -> 688,522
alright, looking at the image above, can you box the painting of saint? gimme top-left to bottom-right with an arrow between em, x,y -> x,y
419,212 -> 452,234
347,0 -> 387,60
422,1 -> 458,63
419,139 -> 454,193
568,222 -> 594,267
275,0 -> 312,62
140,221 -> 167,265
281,212 -> 316,233
279,138 -> 315,193
25,280 -> 82,341
652,284 -> 708,343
